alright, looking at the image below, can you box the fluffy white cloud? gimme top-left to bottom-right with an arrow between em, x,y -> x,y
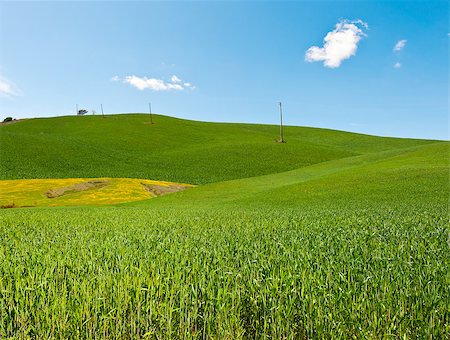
394,62 -> 402,69
118,75 -> 194,91
394,39 -> 407,52
0,75 -> 22,98
305,19 -> 368,68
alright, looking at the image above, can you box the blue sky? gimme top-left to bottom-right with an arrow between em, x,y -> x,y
0,1 -> 448,139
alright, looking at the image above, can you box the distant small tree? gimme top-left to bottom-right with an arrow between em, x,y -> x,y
77,109 -> 88,115
3,117 -> 13,122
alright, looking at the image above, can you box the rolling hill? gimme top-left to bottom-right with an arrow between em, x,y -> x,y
0,113 -> 436,184
0,113 -> 448,338
139,141 -> 448,211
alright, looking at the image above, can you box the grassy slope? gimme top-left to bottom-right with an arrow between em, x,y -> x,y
0,114 -> 435,184
138,141 -> 449,211
1,141 -> 448,337
1,114 -> 448,337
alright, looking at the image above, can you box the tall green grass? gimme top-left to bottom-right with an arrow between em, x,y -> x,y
1,206 -> 448,338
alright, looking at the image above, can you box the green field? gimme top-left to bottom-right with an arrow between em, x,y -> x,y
0,114 -> 433,184
0,114 -> 448,338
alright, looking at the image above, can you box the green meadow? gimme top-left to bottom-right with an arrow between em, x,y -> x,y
0,114 -> 448,338
0,114 -> 433,184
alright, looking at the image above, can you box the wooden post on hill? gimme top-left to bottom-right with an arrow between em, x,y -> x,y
101,104 -> 104,118
148,102 -> 154,124
278,102 -> 285,143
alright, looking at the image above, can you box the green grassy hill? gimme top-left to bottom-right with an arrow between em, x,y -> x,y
1,113 -> 448,338
0,113 -> 435,184
138,141 -> 448,211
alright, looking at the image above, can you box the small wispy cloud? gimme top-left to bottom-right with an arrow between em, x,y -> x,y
0,75 -> 22,98
171,75 -> 181,83
305,19 -> 368,68
393,39 -> 407,52
114,75 -> 195,91
394,62 -> 402,69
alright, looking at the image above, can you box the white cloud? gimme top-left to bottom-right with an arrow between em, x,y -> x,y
111,75 -> 120,81
394,39 -> 407,52
171,75 -> 181,83
394,62 -> 402,69
305,19 -> 368,68
118,75 -> 194,91
0,75 -> 22,98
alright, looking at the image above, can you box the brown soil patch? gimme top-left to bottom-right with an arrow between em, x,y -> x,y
1,203 -> 17,209
141,183 -> 189,197
1,203 -> 35,209
45,180 -> 109,198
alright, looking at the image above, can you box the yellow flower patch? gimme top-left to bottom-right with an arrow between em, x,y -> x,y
0,178 -> 194,208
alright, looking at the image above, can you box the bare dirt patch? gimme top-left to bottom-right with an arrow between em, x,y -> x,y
141,183 -> 189,197
45,180 -> 109,198
1,203 -> 35,209
1,203 -> 17,209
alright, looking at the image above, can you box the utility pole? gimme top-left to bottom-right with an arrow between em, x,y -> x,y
101,104 -> 104,118
278,102 -> 285,143
76,104 -> 78,115
148,102 -> 153,124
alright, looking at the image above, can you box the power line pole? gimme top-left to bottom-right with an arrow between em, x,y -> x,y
76,104 -> 78,115
101,104 -> 104,118
278,102 -> 285,143
148,102 -> 153,124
